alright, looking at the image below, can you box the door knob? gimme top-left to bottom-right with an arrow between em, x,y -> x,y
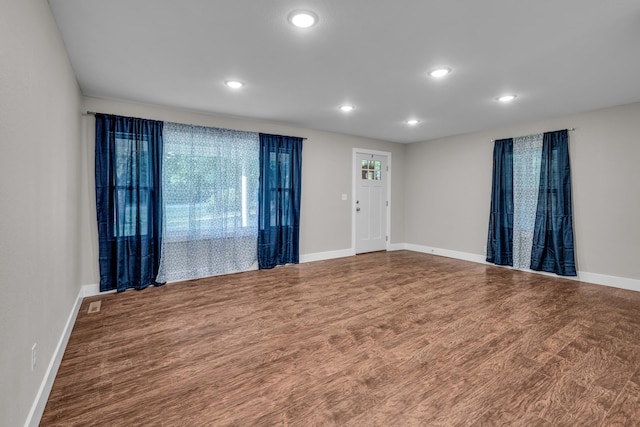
356,207 -> 361,212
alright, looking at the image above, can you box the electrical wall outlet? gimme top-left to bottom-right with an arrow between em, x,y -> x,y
31,343 -> 37,372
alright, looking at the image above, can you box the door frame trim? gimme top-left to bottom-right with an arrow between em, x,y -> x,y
352,148 -> 392,254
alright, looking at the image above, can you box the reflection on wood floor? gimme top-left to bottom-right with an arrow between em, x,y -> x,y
41,251 -> 640,426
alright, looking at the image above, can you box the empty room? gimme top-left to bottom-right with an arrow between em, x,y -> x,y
2,0 -> 640,426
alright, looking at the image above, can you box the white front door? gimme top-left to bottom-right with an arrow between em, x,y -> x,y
355,152 -> 388,254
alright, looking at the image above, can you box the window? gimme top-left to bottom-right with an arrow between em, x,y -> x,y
114,135 -> 150,237
361,159 -> 381,180
161,124 -> 259,241
97,113 -> 303,286
266,150 -> 293,227
156,122 -> 260,282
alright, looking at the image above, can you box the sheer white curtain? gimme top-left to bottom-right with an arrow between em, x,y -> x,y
156,122 -> 259,282
512,134 -> 543,269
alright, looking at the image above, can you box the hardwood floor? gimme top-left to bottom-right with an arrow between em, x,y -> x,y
41,251 -> 640,426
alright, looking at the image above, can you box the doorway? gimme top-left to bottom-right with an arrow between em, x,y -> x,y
353,150 -> 390,254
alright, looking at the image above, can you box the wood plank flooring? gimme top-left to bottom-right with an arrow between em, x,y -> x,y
41,251 -> 640,426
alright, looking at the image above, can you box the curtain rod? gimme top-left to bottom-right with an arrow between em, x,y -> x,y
83,111 -> 308,140
490,128 -> 575,143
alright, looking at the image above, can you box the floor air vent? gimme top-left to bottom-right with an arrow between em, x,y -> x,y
88,301 -> 101,314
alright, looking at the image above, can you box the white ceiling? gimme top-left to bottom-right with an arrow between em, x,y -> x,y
49,0 -> 640,143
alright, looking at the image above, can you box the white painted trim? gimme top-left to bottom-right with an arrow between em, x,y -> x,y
25,287 -> 84,427
577,272 -> 640,293
81,283 -> 117,298
405,243 -> 487,264
388,243 -> 407,251
352,148 -> 392,255
300,248 -> 355,264
404,243 -> 640,292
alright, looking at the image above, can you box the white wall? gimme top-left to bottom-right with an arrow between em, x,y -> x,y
80,97 -> 406,286
0,0 -> 83,425
404,102 -> 640,283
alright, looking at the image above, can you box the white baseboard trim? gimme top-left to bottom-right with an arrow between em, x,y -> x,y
79,249 -> 640,296
300,248 -> 355,264
302,244 -> 408,260
404,243 -> 487,264
403,243 -> 640,293
577,272 -> 640,293
25,287 -> 84,427
388,243 -> 407,251
81,283 -> 117,298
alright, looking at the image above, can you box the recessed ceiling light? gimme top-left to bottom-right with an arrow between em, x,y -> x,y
339,105 -> 354,112
406,119 -> 420,125
288,10 -> 318,28
497,94 -> 517,102
225,80 -> 244,89
428,68 -> 451,78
